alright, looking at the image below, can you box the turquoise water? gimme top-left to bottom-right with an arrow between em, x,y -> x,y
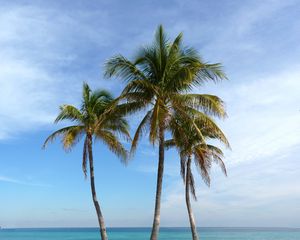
1,227 -> 300,240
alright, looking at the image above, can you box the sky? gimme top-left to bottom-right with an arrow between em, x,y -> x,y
0,0 -> 299,228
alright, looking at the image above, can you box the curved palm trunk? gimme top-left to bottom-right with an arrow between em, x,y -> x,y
186,156 -> 199,240
87,135 -> 108,240
150,127 -> 165,240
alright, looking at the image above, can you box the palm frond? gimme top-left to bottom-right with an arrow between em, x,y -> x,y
105,55 -> 147,82
188,170 -> 197,201
149,101 -> 160,144
194,147 -> 211,186
43,125 -> 84,149
115,100 -> 149,116
131,110 -> 152,154
54,105 -> 83,123
189,108 -> 230,148
155,24 -> 168,77
180,152 -> 187,181
194,62 -> 227,84
61,126 -> 85,150
82,82 -> 91,105
174,94 -> 227,118
121,79 -> 157,97
164,139 -> 176,150
96,130 -> 128,163
208,145 -> 227,176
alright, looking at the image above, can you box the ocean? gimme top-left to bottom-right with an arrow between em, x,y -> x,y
1,227 -> 300,240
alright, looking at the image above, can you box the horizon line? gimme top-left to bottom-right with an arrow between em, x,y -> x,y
2,226 -> 300,230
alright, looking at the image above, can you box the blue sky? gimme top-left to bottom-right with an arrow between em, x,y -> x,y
0,0 -> 300,228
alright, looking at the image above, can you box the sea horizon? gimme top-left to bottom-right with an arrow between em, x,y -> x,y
2,227 -> 300,240
2,227 -> 300,230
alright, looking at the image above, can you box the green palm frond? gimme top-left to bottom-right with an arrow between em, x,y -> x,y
44,82 -> 131,175
188,170 -> 197,201
55,105 -> 83,123
154,25 -> 168,74
180,152 -> 187,181
189,109 -> 230,148
206,144 -> 227,176
104,26 -> 229,198
194,147 -> 211,186
43,125 -> 84,149
195,62 -> 227,84
173,94 -> 227,118
105,55 -> 147,82
103,117 -> 131,141
164,139 -> 176,150
166,108 -> 229,196
62,125 -> 85,150
149,101 -> 160,144
82,82 -> 91,106
120,79 -> 158,97
96,130 -> 128,163
131,110 -> 152,154
115,100 -> 149,116
171,103 -> 206,144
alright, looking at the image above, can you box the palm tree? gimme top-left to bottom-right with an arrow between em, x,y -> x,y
105,25 -> 227,240
43,83 -> 130,240
165,114 -> 230,240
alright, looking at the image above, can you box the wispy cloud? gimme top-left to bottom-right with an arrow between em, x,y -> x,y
61,207 -> 86,212
223,67 -> 300,165
0,175 -> 51,187
159,66 -> 300,226
0,0 -> 299,228
0,4 -> 118,140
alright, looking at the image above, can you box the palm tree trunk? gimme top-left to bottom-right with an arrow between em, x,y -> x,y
186,156 -> 199,240
87,135 -> 108,240
150,127 -> 165,240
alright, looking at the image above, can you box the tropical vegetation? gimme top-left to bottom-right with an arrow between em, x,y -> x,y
105,25 -> 228,240
43,83 -> 130,240
165,113 -> 230,240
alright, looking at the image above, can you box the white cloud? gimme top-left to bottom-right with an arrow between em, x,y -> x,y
157,66 -> 300,226
0,5 -> 116,139
224,67 -> 300,165
232,0 -> 296,35
0,58 -> 57,139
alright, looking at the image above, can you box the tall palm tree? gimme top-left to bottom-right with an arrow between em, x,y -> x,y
166,114 -> 230,240
43,83 -> 130,240
105,25 -> 227,240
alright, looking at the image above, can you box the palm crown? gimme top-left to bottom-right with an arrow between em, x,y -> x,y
105,25 -> 227,151
166,114 -> 230,198
43,83 -> 130,175
164,112 -> 230,240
